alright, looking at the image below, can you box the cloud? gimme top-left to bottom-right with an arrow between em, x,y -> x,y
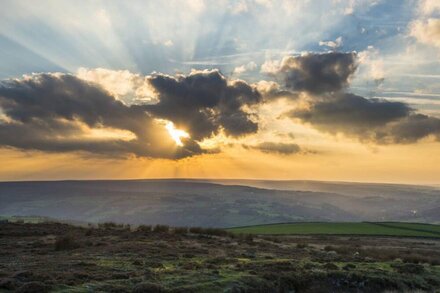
233,61 -> 257,75
273,52 -> 358,94
386,114 -> 440,143
2,49 -> 439,163
0,73 -> 203,158
319,36 -> 343,49
163,40 -> 174,47
243,142 -> 301,155
277,52 -> 440,143
229,0 -> 248,15
291,95 -> 440,144
144,69 -> 261,140
260,59 -> 281,75
289,93 -> 430,142
76,68 -> 156,104
357,46 -> 385,83
0,70 -> 269,159
410,18 -> 440,49
254,80 -> 298,100
418,0 -> 440,16
292,93 -> 411,130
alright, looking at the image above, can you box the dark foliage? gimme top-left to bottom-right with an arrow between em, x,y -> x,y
54,234 -> 79,251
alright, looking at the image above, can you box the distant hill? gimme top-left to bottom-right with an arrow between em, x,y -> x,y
0,179 -> 439,227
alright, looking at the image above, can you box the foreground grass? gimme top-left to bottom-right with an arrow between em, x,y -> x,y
1,222 -> 440,292
227,222 -> 440,237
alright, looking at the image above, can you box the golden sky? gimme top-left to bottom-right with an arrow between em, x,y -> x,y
1,133 -> 440,184
1,1 -> 440,184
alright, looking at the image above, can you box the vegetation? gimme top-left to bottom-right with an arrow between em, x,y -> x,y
1,221 -> 440,292
227,222 -> 440,237
54,234 -> 79,251
152,224 -> 170,233
2,180 -> 440,228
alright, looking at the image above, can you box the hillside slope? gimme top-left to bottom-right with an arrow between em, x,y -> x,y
1,180 -> 439,226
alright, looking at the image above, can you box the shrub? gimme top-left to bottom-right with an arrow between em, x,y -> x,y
54,234 -> 79,251
324,245 -> 335,252
98,222 -> 122,229
297,243 -> 308,249
189,227 -> 203,234
132,282 -> 164,293
153,225 -> 170,233
137,225 -> 152,233
244,233 -> 254,242
323,262 -> 339,270
392,263 -> 425,274
202,228 -> 228,236
188,227 -> 230,236
16,282 -> 50,293
0,278 -> 17,290
173,227 -> 188,234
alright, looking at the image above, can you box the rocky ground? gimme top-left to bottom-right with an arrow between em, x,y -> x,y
1,222 -> 440,292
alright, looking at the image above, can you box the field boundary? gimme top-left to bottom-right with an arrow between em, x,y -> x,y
226,221 -> 440,229
367,222 -> 440,237
227,222 -> 440,238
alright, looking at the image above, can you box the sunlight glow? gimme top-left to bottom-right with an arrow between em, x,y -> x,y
165,121 -> 189,146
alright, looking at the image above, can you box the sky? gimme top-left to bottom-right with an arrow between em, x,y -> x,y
0,0 -> 440,183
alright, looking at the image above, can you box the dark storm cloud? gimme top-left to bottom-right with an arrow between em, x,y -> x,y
281,63 -> 440,143
291,93 -> 411,131
145,70 -> 261,140
270,51 -> 440,143
243,142 -> 301,155
278,52 -> 357,94
387,114 -> 440,143
0,73 -> 203,158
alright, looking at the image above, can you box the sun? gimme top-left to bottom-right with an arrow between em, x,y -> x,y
165,121 -> 190,146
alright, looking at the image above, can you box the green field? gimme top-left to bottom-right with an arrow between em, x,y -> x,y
227,222 -> 440,238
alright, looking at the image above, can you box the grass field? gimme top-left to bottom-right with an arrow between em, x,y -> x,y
2,222 -> 440,292
227,222 -> 440,237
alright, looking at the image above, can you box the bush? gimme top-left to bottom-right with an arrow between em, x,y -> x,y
242,233 -> 254,242
173,227 -> 188,234
188,227 -> 229,236
323,262 -> 339,270
153,225 -> 170,233
98,222 -> 123,229
132,282 -> 164,293
324,245 -> 335,252
54,235 -> 79,251
297,243 -> 308,249
16,282 -> 50,293
189,227 -> 203,234
137,225 -> 152,233
392,263 -> 425,274
202,228 -> 228,236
